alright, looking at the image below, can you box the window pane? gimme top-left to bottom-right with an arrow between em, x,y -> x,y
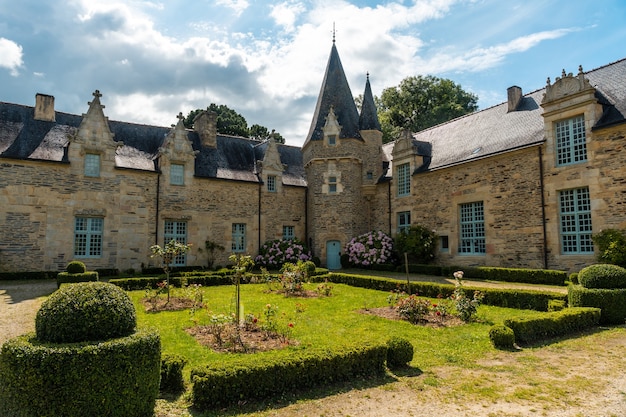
74,217 -> 103,258
164,220 -> 188,265
267,175 -> 276,192
459,201 -> 485,254
559,187 -> 593,253
283,226 -> 295,240
84,154 -> 100,177
232,223 -> 246,252
397,163 -> 410,196
170,164 -> 184,185
556,116 -> 586,166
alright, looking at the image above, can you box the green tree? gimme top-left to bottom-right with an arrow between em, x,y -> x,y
150,239 -> 192,302
394,225 -> 437,264
378,75 -> 478,143
183,105 -> 284,142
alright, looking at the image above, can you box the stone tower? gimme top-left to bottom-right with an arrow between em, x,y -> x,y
303,41 -> 383,269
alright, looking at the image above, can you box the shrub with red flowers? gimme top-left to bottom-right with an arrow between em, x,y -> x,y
344,230 -> 394,268
255,238 -> 312,270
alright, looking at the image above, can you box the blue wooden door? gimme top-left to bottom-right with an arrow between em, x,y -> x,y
326,240 -> 341,270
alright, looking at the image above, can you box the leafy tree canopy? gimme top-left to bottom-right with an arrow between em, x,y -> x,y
183,104 -> 284,143
377,75 -> 479,143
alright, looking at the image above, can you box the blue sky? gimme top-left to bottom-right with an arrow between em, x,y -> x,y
1,0 -> 625,146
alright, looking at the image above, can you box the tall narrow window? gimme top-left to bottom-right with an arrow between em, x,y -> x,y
397,211 -> 411,234
283,225 -> 295,240
397,163 -> 410,196
559,187 -> 593,253
170,164 -> 184,185
164,220 -> 187,265
459,201 -> 485,254
84,153 -> 100,177
232,223 -> 246,252
74,217 -> 103,258
267,175 -> 276,192
328,176 -> 337,194
556,115 -> 587,166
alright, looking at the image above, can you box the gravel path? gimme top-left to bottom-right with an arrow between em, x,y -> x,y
0,280 -> 57,345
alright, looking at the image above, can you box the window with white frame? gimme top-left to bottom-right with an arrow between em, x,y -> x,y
164,220 -> 187,265
232,223 -> 246,252
267,175 -> 276,192
328,176 -> 337,194
397,163 -> 410,196
397,211 -> 411,234
84,153 -> 100,177
556,115 -> 587,166
283,225 -> 295,240
170,164 -> 184,185
74,217 -> 103,258
559,187 -> 593,254
459,201 -> 485,254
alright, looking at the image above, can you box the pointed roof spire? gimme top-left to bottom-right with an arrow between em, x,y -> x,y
359,72 -> 381,131
304,41 -> 361,145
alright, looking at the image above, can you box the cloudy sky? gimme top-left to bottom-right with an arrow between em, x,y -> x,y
1,0 -> 625,146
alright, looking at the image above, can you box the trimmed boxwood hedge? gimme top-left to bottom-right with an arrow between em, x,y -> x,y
314,273 -> 567,311
577,264 -> 626,289
191,343 -> 387,409
503,307 -> 601,344
56,271 -> 99,288
0,328 -> 161,417
568,285 -> 626,325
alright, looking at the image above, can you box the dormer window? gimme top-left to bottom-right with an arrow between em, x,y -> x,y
84,153 -> 100,177
170,163 -> 184,185
327,134 -> 336,146
267,175 -> 276,192
397,163 -> 410,196
556,115 -> 587,166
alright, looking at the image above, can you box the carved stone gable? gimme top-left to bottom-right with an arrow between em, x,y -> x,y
159,112 -> 198,161
73,90 -> 122,150
323,106 -> 342,137
542,66 -> 595,104
392,129 -> 418,160
260,138 -> 285,173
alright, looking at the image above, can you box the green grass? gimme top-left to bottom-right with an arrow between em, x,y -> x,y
131,282 -> 535,378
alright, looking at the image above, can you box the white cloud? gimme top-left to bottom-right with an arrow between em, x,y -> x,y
0,37 -> 24,76
270,1 -> 306,33
215,0 -> 250,17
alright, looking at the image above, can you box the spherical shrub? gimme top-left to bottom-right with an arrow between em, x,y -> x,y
578,263 -> 626,289
489,324 -> 515,349
36,282 -> 137,343
386,337 -> 414,368
66,260 -> 86,274
303,260 -> 316,275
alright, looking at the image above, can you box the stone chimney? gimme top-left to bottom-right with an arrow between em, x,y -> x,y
34,93 -> 55,122
193,110 -> 217,148
507,86 -> 523,112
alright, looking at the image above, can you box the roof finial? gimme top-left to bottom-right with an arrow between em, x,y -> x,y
366,71 -> 370,81
332,22 -> 336,44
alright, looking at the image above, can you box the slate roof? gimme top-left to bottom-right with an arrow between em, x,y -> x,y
382,57 -> 626,176
359,74 -> 382,131
304,43 -> 362,145
0,100 -> 307,186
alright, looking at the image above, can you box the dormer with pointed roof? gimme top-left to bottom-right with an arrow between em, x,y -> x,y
158,112 -> 199,186
303,42 -> 361,148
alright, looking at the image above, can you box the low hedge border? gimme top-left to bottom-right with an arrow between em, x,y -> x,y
0,271 -> 58,281
568,285 -> 626,325
0,328 -> 161,417
503,307 -> 601,344
56,271 -> 99,288
191,343 -> 387,409
392,265 -> 568,286
314,273 -> 567,311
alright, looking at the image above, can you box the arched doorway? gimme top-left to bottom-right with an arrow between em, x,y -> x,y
326,240 -> 341,270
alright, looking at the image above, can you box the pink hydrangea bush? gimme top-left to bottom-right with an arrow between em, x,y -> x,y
344,230 -> 394,268
255,238 -> 312,270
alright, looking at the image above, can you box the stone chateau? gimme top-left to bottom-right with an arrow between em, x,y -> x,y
1,41 -> 626,274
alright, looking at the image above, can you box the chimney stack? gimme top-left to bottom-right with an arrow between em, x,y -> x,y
193,111 -> 217,148
34,93 -> 56,122
507,86 -> 523,112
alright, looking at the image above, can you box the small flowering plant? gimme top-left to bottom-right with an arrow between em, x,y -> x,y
451,270 -> 484,322
345,230 -> 394,268
255,238 -> 312,270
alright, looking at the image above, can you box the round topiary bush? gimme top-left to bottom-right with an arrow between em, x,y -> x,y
66,260 -> 87,274
386,337 -> 414,368
36,281 -> 137,343
578,263 -> 626,289
489,324 -> 516,349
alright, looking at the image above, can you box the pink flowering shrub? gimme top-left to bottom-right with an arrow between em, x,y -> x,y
255,238 -> 311,270
344,230 -> 394,268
